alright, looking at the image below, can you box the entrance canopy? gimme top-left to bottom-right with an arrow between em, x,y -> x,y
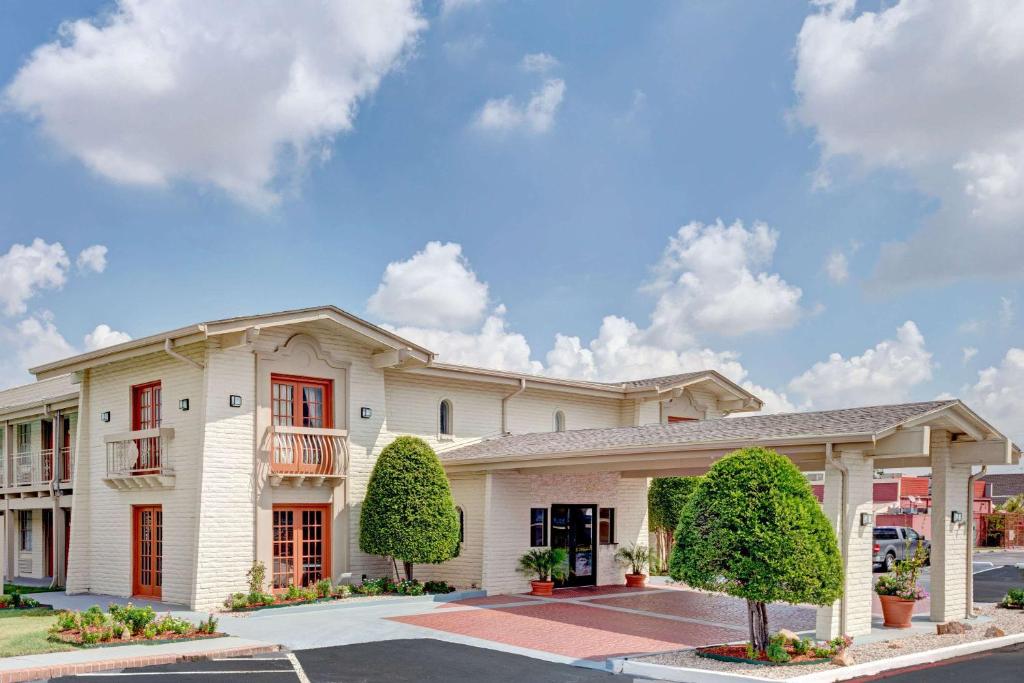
442,400 -> 1019,477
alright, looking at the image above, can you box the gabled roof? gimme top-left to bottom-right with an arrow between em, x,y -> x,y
30,306 -> 435,379
610,372 -> 708,390
0,374 -> 79,417
440,399 -> 999,464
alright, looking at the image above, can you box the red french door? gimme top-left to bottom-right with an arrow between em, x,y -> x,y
271,375 -> 333,473
272,505 -> 330,590
132,505 -> 162,598
132,382 -> 162,473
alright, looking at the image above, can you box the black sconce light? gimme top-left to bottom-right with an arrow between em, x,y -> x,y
100,411 -> 111,423
179,398 -> 190,411
229,395 -> 243,408
951,511 -> 964,524
860,512 -> 873,527
360,407 -> 373,419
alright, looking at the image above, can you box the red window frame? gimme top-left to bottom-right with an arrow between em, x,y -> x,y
131,381 -> 162,474
271,504 -> 331,590
271,375 -> 333,474
132,505 -> 162,599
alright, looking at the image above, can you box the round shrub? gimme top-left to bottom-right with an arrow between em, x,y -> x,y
670,446 -> 843,652
359,436 -> 460,579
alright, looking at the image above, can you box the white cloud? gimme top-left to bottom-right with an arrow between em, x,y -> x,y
963,347 -> 979,364
794,0 -> 1024,284
644,220 -> 803,345
389,306 -> 542,375
475,78 -> 565,134
960,347 -> 1024,444
4,0 -> 426,209
83,323 -> 132,351
0,313 -> 129,388
76,245 -> 108,273
0,239 -> 70,316
788,321 -> 934,409
825,251 -> 849,284
741,382 -> 799,415
521,52 -> 559,73
367,241 -> 489,330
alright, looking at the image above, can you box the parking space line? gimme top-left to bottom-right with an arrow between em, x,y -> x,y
287,652 -> 311,683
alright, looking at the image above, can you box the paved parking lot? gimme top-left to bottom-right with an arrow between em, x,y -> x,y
50,640 -> 619,683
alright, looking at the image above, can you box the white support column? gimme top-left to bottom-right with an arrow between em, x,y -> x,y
930,430 -> 970,622
816,450 -> 874,640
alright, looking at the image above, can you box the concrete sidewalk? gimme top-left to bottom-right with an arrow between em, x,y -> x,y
0,637 -> 277,683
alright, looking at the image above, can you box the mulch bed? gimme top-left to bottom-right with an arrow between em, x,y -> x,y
50,630 -> 226,648
696,644 -> 830,666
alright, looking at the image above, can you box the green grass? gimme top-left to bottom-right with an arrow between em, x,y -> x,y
0,609 -> 73,657
3,584 -> 55,595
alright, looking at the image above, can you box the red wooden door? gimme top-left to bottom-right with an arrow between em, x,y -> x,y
271,505 -> 330,589
132,505 -> 162,598
132,382 -> 162,473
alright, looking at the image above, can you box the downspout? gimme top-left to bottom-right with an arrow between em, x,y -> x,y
827,442 -> 849,637
501,378 -> 526,434
164,338 -> 204,370
966,465 -> 987,619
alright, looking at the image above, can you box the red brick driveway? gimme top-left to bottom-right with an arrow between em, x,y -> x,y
390,585 -> 817,661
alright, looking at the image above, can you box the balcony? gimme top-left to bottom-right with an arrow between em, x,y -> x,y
103,428 -> 175,490
269,426 -> 347,487
0,447 -> 73,490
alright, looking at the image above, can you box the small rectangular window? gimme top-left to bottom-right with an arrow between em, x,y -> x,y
530,508 -> 547,547
598,508 -> 615,544
18,510 -> 32,552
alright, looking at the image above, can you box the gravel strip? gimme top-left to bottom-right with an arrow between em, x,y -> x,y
634,605 -> 1024,680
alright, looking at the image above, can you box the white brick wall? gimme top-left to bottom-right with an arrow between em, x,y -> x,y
477,471 -> 649,595
816,450 -> 873,639
67,344 -> 205,605
930,429 -> 969,622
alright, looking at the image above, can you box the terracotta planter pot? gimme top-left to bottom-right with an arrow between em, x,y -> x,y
530,580 -> 555,596
879,594 -> 916,628
625,573 -> 648,588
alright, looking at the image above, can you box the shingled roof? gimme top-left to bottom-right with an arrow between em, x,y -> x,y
605,371 -> 708,390
0,374 -> 78,415
440,400 -> 960,463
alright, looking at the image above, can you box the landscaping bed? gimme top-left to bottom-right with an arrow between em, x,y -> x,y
695,634 -> 849,667
48,604 -> 221,647
631,605 -> 1024,680
225,575 -> 459,613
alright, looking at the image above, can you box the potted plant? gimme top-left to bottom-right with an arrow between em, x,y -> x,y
517,548 -> 569,596
875,545 -> 928,628
615,542 -> 651,588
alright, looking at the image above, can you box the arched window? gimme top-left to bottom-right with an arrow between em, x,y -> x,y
456,506 -> 465,544
554,410 -> 566,433
439,399 -> 453,437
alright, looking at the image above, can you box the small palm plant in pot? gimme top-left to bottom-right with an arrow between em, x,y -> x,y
517,548 -> 569,596
875,544 -> 929,628
615,542 -> 651,588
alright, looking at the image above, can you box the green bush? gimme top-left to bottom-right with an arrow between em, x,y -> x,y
247,561 -> 267,595
648,477 -> 702,572
792,638 -> 810,656
20,596 -> 39,608
0,595 -> 11,608
154,615 -> 191,636
108,603 -> 156,635
766,635 -> 791,663
396,579 -> 425,596
517,548 -> 569,582
198,614 -> 219,634
142,623 -> 158,640
670,447 -> 843,654
359,436 -> 460,580
80,606 -> 107,628
314,579 -> 333,598
1000,588 -> 1024,608
424,580 -> 455,594
54,610 -> 79,631
358,576 -> 395,596
334,584 -> 353,598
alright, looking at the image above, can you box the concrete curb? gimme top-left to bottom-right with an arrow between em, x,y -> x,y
0,639 -> 279,683
614,632 -> 1024,683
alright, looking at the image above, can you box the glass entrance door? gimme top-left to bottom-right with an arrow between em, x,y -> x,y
550,504 -> 596,587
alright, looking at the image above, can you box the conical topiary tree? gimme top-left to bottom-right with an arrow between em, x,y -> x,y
670,446 -> 843,653
359,436 -> 460,580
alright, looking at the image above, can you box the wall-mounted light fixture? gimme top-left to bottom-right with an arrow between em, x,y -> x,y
860,512 -> 873,527
360,407 -> 373,419
100,411 -> 111,423
179,398 -> 190,411
951,511 -> 964,524
229,395 -> 243,408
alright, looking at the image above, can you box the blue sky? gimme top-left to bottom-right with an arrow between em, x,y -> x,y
1,1 -> 1022,448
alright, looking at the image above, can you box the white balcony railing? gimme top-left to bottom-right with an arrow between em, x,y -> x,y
12,449 -> 53,486
270,426 -> 347,478
104,428 -> 175,479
